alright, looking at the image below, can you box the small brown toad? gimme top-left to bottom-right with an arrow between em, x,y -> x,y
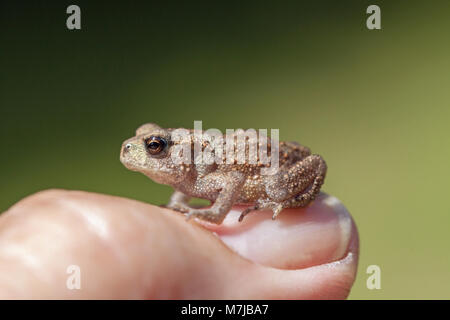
120,123 -> 326,224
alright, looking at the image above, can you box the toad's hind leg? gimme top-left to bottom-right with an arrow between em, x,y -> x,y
266,154 -> 327,217
239,155 -> 327,222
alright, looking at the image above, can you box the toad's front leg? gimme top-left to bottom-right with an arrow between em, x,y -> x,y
165,190 -> 191,213
186,172 -> 245,224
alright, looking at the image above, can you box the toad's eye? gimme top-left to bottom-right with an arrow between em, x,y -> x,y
145,136 -> 167,155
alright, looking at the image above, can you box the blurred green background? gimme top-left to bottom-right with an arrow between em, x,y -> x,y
1,0 -> 449,299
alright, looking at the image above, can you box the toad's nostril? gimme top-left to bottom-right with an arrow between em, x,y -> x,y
123,143 -> 132,154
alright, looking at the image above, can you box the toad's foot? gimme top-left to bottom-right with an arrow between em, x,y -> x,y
271,203 -> 284,220
238,206 -> 258,222
240,201 -> 287,222
238,203 -> 284,222
165,204 -> 190,214
185,208 -> 228,224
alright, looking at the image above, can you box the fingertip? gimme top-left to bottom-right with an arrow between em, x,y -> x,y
198,193 -> 357,270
